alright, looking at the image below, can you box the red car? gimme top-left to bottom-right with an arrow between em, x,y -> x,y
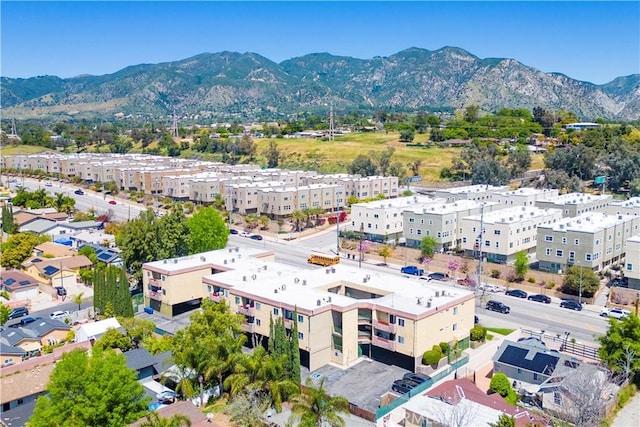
108,200 -> 117,205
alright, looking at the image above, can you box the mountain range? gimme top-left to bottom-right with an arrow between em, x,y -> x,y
2,47 -> 639,121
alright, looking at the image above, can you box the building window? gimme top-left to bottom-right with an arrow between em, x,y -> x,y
255,302 -> 261,310
554,392 -> 561,405
586,253 -> 592,261
235,297 -> 240,305
574,239 -> 580,245
533,373 -> 539,381
398,336 -> 405,344
298,332 -> 304,340
273,308 -> 279,316
562,237 -> 567,244
398,318 -> 405,327
556,249 -> 563,257
453,323 -> 458,331
298,314 -> 304,323
453,307 -> 458,315
494,230 -> 501,235
627,263 -> 633,271
545,235 -> 553,242
256,319 -> 261,326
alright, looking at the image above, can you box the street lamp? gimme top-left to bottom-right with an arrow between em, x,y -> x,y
198,374 -> 204,407
359,223 -> 364,269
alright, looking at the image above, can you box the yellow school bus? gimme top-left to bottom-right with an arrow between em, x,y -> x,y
307,251 -> 340,267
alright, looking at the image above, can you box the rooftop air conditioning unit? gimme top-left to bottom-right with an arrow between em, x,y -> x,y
281,284 -> 286,290
251,274 -> 257,280
228,248 -> 233,253
242,276 -> 247,281
294,277 -> 300,283
163,260 -> 167,264
317,299 -> 321,306
363,277 -> 368,283
235,247 -> 239,252
302,280 -> 307,286
327,296 -> 332,302
200,256 -> 206,262
224,259 -> 228,265
366,275 -> 371,280
326,269 -> 331,274
274,289 -> 278,294
263,265 -> 267,270
231,258 -> 235,263
427,301 -> 432,308
435,291 -> 440,297
331,267 -> 336,273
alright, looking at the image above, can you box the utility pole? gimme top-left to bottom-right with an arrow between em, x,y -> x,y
359,223 -> 364,269
477,203 -> 485,301
578,263 -> 583,305
336,209 -> 340,257
329,102 -> 335,141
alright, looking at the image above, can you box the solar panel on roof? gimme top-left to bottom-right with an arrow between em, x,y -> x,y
5,278 -> 15,285
19,280 -> 31,286
97,253 -> 112,261
43,266 -> 60,276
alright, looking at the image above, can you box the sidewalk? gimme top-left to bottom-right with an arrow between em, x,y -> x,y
612,391 -> 640,427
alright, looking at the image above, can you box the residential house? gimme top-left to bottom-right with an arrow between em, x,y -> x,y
69,230 -> 116,249
78,243 -> 123,266
204,262 -> 475,372
0,329 -> 41,360
536,212 -> 640,273
18,218 -> 60,237
74,318 -> 123,343
142,247 -> 275,317
33,242 -> 75,258
0,270 -> 45,301
492,339 -> 581,387
0,341 -> 26,368
22,255 -> 93,287
0,362 -> 54,415
257,183 -> 346,218
129,401 -> 210,427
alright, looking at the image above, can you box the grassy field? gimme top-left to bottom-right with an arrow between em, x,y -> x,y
0,145 -> 53,155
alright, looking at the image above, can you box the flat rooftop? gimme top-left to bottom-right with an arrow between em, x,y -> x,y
539,212 -> 634,233
464,206 -> 562,224
404,200 -> 499,215
143,246 -> 273,273
539,192 -> 611,205
435,184 -> 508,194
353,195 -> 440,210
203,262 -> 474,315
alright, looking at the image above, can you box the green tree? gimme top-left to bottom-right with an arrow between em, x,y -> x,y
287,377 -> 349,427
377,245 -> 393,265
1,204 -> 17,234
93,327 -> 133,352
265,140 -> 280,168
420,236 -> 438,258
489,373 -> 512,397
513,251 -> 529,279
488,414 -> 516,427
78,245 -> 99,264
116,210 -> 161,285
72,292 -> 84,312
598,314 -> 640,379
560,266 -> 600,298
290,310 -> 301,386
348,154 -> 378,177
0,304 -> 10,326
158,205 -> 190,259
464,105 -> 480,123
139,412 -> 191,427
187,207 -> 228,254
29,349 -> 149,427
1,232 -> 49,268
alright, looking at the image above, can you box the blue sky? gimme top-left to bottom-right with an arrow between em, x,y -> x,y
1,1 -> 638,84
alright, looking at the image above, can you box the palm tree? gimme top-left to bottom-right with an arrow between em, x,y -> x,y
291,210 -> 305,232
72,292 -> 84,311
287,378 -> 349,427
139,412 -> 191,427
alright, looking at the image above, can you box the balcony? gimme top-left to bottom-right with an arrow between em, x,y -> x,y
149,291 -> 162,301
357,330 -> 371,342
357,313 -> 372,324
148,278 -> 162,288
284,318 -> 293,329
372,335 -> 396,351
241,322 -> 255,333
373,319 -> 396,334
237,305 -> 255,316
209,292 -> 224,303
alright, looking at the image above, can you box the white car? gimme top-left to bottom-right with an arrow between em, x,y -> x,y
49,310 -> 71,320
239,231 -> 251,237
600,308 -> 631,320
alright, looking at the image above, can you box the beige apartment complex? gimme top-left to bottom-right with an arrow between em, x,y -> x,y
141,247 -> 274,317
534,192 -> 612,217
536,212 -> 640,273
460,206 -> 564,263
349,195 -> 439,243
307,174 -> 399,199
203,262 -> 475,372
402,200 -> 502,251
257,183 -> 346,218
492,188 -> 559,207
603,197 -> 640,217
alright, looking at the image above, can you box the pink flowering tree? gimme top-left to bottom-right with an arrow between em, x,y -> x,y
447,260 -> 460,278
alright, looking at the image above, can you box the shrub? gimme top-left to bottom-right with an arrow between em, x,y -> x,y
505,271 -> 518,283
470,326 -> 487,342
490,373 -> 512,397
439,342 -> 450,354
545,281 -> 556,289
527,277 -> 536,283
422,345 -> 444,365
490,269 -> 501,279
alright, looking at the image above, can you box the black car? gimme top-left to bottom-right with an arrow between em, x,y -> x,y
55,286 -> 67,296
486,300 -> 510,314
9,316 -> 41,328
427,272 -> 448,280
74,189 -> 85,195
250,234 -> 263,241
8,307 -> 29,320
505,289 -> 528,299
527,294 -> 551,304
560,300 -> 583,311
402,373 -> 431,385
229,229 -> 239,235
391,379 -> 420,394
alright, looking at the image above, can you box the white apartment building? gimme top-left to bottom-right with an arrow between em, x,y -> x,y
349,195 -> 441,243
403,200 -> 502,251
460,206 -> 564,263
535,192 -> 612,217
203,262 -> 475,372
257,183 -> 346,218
604,197 -> 640,217
624,234 -> 640,290
536,212 -> 640,273
307,174 -> 399,199
433,184 -> 509,203
492,188 -> 559,207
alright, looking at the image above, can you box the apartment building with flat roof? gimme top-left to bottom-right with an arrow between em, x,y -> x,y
492,188 -> 559,207
624,234 -> 640,290
349,195 -> 442,243
460,206 -> 564,263
402,200 -> 502,251
257,183 -> 346,218
307,174 -> 399,199
141,246 -> 275,317
203,262 -> 475,372
534,192 -> 612,218
536,212 -> 640,273
604,197 -> 640,217
433,184 -> 509,203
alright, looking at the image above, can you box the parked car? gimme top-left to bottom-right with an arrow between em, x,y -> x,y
250,234 -> 263,241
600,308 -> 631,320
8,307 -> 29,320
486,300 -> 510,314
560,300 -> 583,311
400,265 -> 425,276
505,289 -> 528,299
108,200 -> 117,205
19,317 -> 41,327
527,294 -> 551,304
74,189 -> 85,195
391,379 -> 420,394
608,277 -> 629,288
229,229 -> 239,235
239,231 -> 251,238
474,315 -> 479,324
427,272 -> 448,280
156,390 -> 179,404
402,372 -> 431,385
55,286 -> 67,296
49,310 -> 71,320
44,182 -> 53,187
